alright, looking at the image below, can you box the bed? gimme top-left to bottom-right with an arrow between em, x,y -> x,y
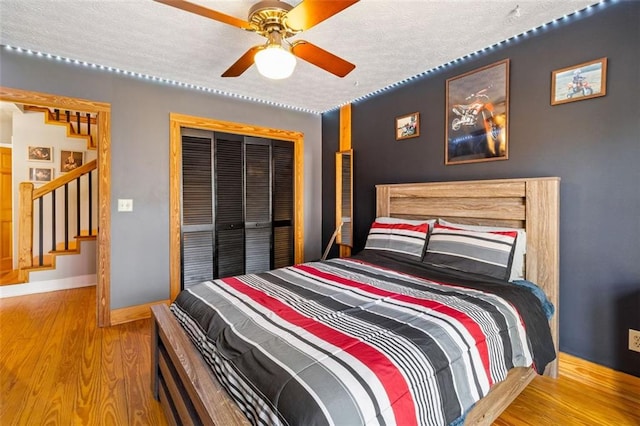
151,177 -> 560,426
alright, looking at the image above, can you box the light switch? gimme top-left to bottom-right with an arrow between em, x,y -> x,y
118,199 -> 133,212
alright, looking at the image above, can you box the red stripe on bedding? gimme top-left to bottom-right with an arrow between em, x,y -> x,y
222,276 -> 418,426
295,263 -> 493,386
371,222 -> 430,232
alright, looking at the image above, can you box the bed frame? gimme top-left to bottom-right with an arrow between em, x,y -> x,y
151,177 -> 560,426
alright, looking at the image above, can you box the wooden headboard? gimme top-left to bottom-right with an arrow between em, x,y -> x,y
376,177 -> 560,377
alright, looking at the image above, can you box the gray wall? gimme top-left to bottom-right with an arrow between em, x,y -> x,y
1,50 -> 323,309
322,1 -> 640,376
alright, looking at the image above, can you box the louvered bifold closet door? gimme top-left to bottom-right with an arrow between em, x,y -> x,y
273,141 -> 294,269
181,132 -> 214,289
244,138 -> 272,274
215,133 -> 245,278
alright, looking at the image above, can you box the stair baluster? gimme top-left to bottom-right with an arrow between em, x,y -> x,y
88,172 -> 93,233
64,183 -> 69,250
76,177 -> 81,237
51,191 -> 56,252
76,112 -> 81,135
87,113 -> 91,137
38,197 -> 44,267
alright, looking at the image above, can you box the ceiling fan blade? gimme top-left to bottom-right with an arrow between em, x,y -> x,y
221,46 -> 263,77
291,41 -> 355,78
285,0 -> 359,32
154,0 -> 253,30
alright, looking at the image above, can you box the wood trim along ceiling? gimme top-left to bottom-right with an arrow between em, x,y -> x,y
168,113 -> 305,301
0,86 -> 112,327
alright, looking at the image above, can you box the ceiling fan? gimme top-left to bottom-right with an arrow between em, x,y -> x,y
154,0 -> 359,79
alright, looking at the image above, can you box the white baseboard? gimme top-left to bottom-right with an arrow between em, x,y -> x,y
0,274 -> 96,298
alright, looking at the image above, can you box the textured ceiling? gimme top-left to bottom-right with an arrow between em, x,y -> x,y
0,0 -> 599,113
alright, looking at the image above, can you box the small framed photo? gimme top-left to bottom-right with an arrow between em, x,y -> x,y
551,57 -> 607,105
29,167 -> 53,183
60,150 -> 84,172
27,146 -> 53,162
446,59 -> 509,165
395,112 -> 420,140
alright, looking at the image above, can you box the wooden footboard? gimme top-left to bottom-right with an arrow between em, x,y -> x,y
151,304 -> 249,426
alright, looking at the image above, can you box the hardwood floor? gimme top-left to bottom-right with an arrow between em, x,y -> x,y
0,286 -> 166,425
1,286 -> 639,425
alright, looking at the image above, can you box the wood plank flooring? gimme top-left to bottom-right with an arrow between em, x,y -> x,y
1,286 -> 639,425
0,286 -> 166,425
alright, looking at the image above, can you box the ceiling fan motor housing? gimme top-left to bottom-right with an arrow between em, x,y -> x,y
248,0 -> 298,38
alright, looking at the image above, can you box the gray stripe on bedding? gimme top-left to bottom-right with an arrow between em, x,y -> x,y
186,281 -> 370,426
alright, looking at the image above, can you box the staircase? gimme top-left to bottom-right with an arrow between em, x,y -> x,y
17,160 -> 98,283
23,105 -> 97,149
11,106 -> 99,284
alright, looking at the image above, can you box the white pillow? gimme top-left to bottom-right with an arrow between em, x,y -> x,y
437,219 -> 526,281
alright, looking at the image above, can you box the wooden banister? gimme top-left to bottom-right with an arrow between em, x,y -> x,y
33,159 -> 96,199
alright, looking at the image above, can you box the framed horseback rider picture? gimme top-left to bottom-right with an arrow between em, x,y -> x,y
445,59 -> 509,165
551,57 -> 607,106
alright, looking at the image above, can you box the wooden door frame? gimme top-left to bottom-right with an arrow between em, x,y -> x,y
168,113 -> 304,301
0,86 -> 111,327
0,147 -> 12,273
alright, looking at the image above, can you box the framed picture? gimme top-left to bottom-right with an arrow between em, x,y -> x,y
29,167 -> 53,183
27,146 -> 53,162
60,150 -> 84,172
446,59 -> 509,165
551,57 -> 607,105
395,112 -> 420,140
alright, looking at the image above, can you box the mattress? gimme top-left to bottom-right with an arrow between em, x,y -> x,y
171,250 -> 555,426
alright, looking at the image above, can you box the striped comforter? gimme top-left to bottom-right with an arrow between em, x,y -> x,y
171,251 -> 555,426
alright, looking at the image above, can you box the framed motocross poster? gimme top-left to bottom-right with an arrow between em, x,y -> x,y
445,59 -> 509,165
551,57 -> 607,106
396,112 -> 420,140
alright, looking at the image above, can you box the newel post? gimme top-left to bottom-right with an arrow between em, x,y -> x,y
18,182 -> 34,270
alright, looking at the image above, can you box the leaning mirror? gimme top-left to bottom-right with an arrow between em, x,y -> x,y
335,150 -> 353,248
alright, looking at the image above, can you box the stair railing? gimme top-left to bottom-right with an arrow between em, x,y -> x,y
23,105 -> 96,148
18,159 -> 97,279
55,108 -> 94,139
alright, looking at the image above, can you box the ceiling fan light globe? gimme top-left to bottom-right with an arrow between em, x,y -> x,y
255,46 -> 296,79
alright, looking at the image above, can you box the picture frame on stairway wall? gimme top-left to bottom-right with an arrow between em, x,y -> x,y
27,146 -> 53,162
60,150 -> 84,172
29,167 -> 53,183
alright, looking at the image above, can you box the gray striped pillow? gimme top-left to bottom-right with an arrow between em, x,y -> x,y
364,218 -> 431,257
423,224 -> 518,280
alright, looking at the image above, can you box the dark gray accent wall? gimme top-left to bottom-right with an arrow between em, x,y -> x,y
322,1 -> 640,376
1,50 -> 323,309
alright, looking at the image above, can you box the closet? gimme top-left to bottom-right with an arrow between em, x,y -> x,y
180,128 -> 294,289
